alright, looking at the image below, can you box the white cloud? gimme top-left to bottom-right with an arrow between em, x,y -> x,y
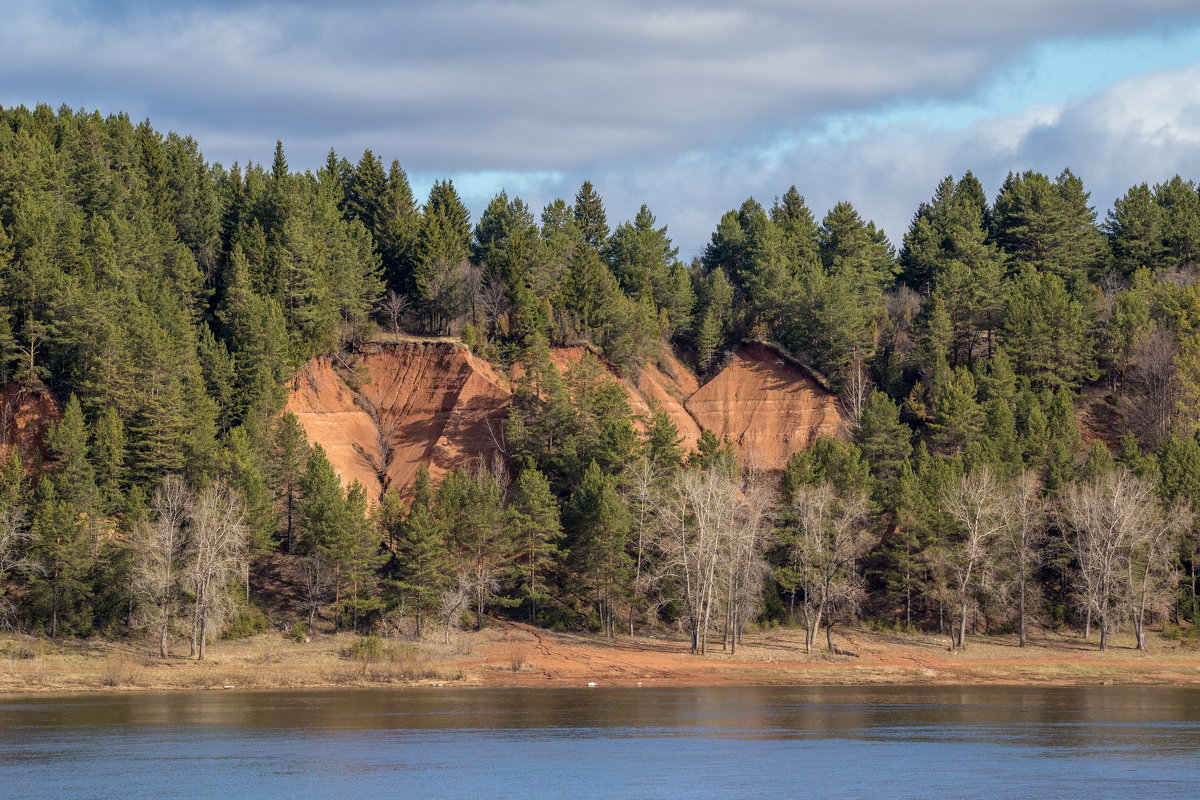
594,61 -> 1200,253
3,1 -> 1200,254
2,0 -> 1197,172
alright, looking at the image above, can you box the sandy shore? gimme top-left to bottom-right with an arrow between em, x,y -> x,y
2,622 -> 1199,694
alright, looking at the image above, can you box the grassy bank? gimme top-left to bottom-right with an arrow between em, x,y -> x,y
2,623 -> 1199,694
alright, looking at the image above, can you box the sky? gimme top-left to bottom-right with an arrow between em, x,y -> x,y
3,0 -> 1200,257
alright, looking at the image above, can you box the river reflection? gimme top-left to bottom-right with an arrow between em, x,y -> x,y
2,686 -> 1198,799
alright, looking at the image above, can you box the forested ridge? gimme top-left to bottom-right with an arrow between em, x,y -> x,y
2,103 -> 1199,657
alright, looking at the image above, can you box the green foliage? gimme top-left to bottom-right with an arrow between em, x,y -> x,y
223,605 -> 269,640
5,104 -> 1200,643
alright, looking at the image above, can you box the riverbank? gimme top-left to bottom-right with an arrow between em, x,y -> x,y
3,622 -> 1199,693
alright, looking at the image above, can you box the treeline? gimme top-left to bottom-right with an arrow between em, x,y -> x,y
2,104 -> 1200,655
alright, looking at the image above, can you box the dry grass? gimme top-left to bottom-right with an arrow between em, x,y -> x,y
100,656 -> 140,687
0,628 -> 477,693
1,622 -> 1198,694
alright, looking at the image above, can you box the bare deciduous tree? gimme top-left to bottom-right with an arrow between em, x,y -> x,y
478,274 -> 512,337
839,350 -> 873,428
0,507 -> 33,630
1126,501 -> 1190,650
132,476 -> 190,658
657,466 -> 739,655
656,463 -> 772,656
941,468 -> 1011,651
1060,468 -> 1188,651
724,477 -> 772,654
625,457 -> 657,637
302,547 -> 330,632
1127,323 -> 1178,446
185,480 -> 249,660
1001,470 -> 1046,648
379,289 -> 409,335
438,576 -> 473,645
789,483 -> 872,654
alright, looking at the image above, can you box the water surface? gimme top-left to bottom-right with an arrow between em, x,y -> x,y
2,686 -> 1198,799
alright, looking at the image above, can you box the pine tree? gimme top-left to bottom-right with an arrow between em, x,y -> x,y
1155,176 -> 1200,270
45,394 -> 97,512
379,471 -> 451,636
1002,266 -> 1097,390
325,480 -> 384,631
440,465 -> 513,629
565,461 -> 631,637
770,186 -> 820,273
267,412 -> 311,551
29,480 -> 91,637
509,467 -> 563,621
643,404 -> 685,470
297,444 -> 344,555
573,180 -> 609,252
854,391 -> 912,506
1107,183 -> 1165,278
928,368 -> 984,456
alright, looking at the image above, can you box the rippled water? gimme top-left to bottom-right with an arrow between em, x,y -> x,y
2,685 -> 1198,799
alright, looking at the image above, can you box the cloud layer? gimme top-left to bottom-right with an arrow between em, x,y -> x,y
2,1 -> 1200,250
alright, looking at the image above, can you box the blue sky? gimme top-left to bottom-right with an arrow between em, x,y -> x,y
3,1 -> 1200,254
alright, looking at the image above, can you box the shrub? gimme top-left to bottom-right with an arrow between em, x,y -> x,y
343,635 -> 390,663
223,606 -> 269,640
289,621 -> 309,643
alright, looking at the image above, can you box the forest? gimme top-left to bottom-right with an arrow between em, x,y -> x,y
2,103 -> 1200,658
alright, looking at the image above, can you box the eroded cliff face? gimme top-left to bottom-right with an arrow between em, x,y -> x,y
284,342 -> 509,500
684,342 -> 843,469
286,340 -> 843,498
0,383 -> 60,470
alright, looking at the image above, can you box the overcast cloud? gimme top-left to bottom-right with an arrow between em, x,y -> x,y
3,0 -> 1200,250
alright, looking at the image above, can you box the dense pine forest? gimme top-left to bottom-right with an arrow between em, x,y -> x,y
3,104 -> 1200,657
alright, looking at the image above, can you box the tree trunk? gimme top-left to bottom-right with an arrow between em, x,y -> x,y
958,600 -> 969,651
198,604 -> 208,661
1018,577 -> 1027,648
50,585 -> 59,639
904,577 -> 912,629
190,604 -> 200,658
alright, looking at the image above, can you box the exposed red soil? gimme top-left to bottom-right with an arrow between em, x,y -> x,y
0,382 -> 60,469
287,340 -> 843,497
285,342 -> 509,500
685,343 -> 844,470
462,622 -> 1200,688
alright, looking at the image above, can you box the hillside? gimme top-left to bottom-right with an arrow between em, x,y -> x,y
284,341 -> 511,500
285,339 -> 844,498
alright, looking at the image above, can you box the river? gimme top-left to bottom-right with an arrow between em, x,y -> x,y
2,686 -> 1198,799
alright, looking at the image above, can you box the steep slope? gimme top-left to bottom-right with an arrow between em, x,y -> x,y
0,383 -> 60,469
685,342 -> 843,469
287,340 -> 843,497
285,357 -> 383,497
548,346 -> 702,451
284,342 -> 510,500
